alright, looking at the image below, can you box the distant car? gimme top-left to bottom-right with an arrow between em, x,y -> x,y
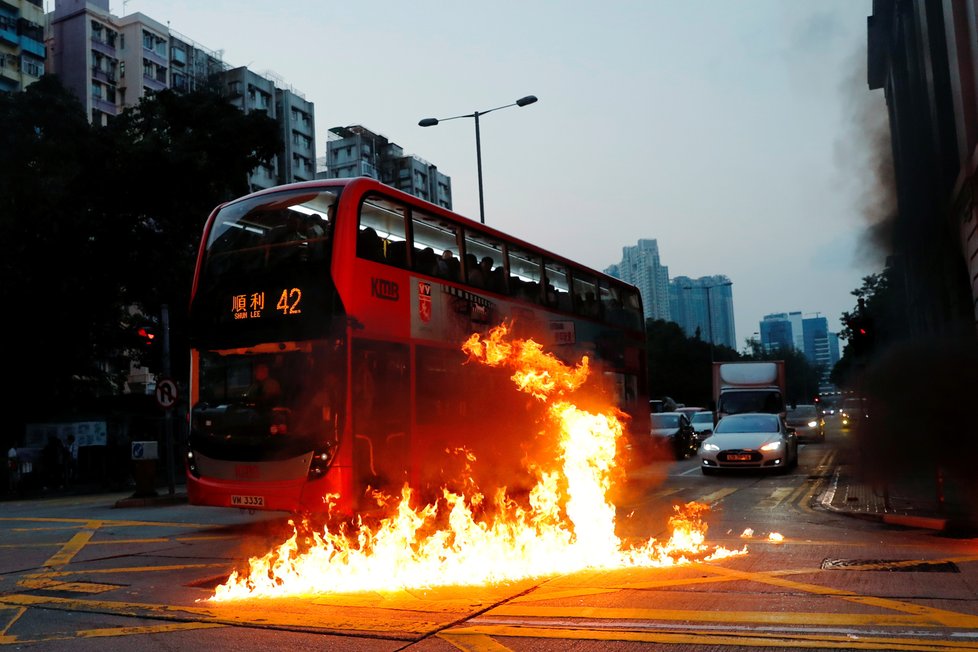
840,397 -> 868,429
689,411 -> 715,439
785,404 -> 825,443
676,406 -> 706,419
698,412 -> 798,475
650,411 -> 697,460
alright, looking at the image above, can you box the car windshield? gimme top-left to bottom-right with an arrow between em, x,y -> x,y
787,405 -> 817,419
691,413 -> 713,424
718,390 -> 784,414
650,414 -> 679,428
715,415 -> 780,433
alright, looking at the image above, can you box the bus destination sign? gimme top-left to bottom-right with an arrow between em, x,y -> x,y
232,288 -> 303,320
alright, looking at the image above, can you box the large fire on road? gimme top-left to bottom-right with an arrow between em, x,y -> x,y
209,325 -> 747,600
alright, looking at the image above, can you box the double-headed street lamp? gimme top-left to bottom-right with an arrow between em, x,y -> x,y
419,95 -> 538,224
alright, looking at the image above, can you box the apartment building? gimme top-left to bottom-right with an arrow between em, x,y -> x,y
45,0 -> 314,189
1,0 -> 46,92
325,125 -> 452,208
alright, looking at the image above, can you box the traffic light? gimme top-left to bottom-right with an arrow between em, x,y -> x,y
846,313 -> 875,357
134,324 -> 162,372
137,325 -> 156,347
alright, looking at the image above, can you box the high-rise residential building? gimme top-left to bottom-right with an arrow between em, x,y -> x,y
605,239 -> 671,321
1,0 -> 45,93
669,275 -> 736,349
324,125 -> 452,208
223,67 -> 316,189
45,0 -> 315,190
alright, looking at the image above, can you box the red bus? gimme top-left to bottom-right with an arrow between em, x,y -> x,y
186,177 -> 649,514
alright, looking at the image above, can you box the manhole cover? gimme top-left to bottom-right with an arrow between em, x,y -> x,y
821,558 -> 959,572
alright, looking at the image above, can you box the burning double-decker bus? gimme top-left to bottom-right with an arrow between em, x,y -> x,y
186,177 -> 649,515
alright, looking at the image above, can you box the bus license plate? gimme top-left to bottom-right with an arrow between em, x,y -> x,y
231,495 -> 264,507
727,454 -> 751,461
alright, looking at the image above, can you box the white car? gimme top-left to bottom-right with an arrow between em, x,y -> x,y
698,413 -> 798,475
689,411 -> 715,439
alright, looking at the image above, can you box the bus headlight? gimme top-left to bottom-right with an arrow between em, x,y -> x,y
186,449 -> 200,478
308,440 -> 338,479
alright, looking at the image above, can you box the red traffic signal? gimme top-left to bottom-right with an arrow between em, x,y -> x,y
137,326 -> 156,345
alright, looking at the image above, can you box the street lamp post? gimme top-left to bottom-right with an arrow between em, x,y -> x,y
419,95 -> 538,224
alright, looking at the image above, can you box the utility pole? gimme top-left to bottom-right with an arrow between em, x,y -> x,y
161,304 -> 175,496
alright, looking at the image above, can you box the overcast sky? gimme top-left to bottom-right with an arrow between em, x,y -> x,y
113,0 -> 884,346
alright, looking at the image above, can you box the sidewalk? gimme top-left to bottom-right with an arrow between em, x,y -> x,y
817,464 -> 951,532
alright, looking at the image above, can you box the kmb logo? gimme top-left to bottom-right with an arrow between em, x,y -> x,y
371,277 -> 399,301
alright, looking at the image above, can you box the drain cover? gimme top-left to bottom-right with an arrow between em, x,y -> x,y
821,558 -> 959,572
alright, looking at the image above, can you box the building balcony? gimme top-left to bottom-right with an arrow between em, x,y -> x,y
143,48 -> 167,67
91,39 -> 116,57
142,75 -> 166,92
0,26 -> 17,47
0,64 -> 19,83
93,97 -> 117,114
92,67 -> 116,83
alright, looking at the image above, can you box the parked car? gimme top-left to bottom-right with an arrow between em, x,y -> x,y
650,411 -> 697,460
698,412 -> 798,474
649,396 -> 679,413
785,404 -> 825,443
689,411 -> 715,440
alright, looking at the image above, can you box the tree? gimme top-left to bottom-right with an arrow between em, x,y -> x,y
0,77 -> 282,430
99,88 -> 281,385
646,319 -> 739,407
0,76 -> 119,420
831,270 -> 905,389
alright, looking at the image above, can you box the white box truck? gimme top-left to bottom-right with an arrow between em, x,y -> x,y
712,361 -> 786,420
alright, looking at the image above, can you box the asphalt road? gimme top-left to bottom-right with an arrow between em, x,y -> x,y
1,422 -> 976,651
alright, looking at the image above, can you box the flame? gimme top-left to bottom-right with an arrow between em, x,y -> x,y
209,324 -> 746,601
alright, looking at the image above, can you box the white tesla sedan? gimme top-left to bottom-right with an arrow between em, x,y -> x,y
698,413 -> 798,475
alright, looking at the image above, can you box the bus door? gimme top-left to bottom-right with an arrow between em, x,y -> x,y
350,340 -> 410,502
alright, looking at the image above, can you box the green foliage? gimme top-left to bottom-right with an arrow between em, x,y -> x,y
0,77 -> 282,426
830,269 -> 905,389
645,319 -> 739,408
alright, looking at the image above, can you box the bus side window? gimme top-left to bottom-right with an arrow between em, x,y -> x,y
462,229 -> 506,293
359,195 -> 408,267
357,227 -> 384,262
412,209 -> 460,280
544,260 -> 571,312
507,244 -> 542,304
572,273 -> 601,319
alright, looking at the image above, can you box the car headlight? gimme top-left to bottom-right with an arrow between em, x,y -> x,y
807,420 -> 818,428
701,443 -> 720,452
760,441 -> 782,452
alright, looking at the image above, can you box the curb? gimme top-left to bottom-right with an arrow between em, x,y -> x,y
816,469 -> 947,532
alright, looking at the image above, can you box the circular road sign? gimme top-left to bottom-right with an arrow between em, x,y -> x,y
155,378 -> 178,410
